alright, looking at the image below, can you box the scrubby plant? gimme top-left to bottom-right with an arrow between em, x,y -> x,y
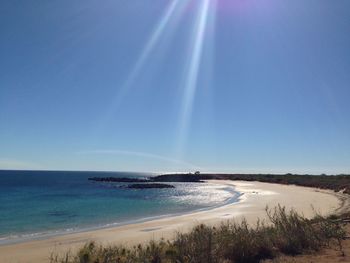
50,206 -> 346,263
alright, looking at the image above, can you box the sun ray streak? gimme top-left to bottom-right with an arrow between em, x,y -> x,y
177,0 -> 212,156
93,0 -> 188,137
106,0 -> 184,114
116,0 -> 181,100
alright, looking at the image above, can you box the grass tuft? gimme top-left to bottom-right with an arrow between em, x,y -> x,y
50,206 -> 346,263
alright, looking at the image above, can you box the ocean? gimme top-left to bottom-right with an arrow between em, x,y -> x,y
0,170 -> 240,244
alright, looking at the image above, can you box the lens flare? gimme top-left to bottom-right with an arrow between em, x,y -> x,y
113,0 -> 182,108
176,0 -> 215,156
99,0 -> 186,129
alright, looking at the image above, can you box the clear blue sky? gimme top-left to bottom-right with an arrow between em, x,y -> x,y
1,0 -> 349,174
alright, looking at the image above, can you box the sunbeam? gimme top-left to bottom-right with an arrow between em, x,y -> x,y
176,0 -> 215,156
101,0 -> 186,123
114,0 -> 180,105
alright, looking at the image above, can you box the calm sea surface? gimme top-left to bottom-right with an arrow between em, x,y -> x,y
0,170 -> 239,244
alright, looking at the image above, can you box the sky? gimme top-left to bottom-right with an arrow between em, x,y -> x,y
0,0 -> 349,174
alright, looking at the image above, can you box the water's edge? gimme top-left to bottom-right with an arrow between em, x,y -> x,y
0,183 -> 242,246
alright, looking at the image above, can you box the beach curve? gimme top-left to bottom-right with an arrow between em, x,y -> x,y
0,180 -> 345,263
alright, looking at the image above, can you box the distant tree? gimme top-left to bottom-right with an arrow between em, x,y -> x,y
194,171 -> 200,175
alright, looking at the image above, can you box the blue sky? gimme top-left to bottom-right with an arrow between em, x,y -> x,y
1,0 -> 349,174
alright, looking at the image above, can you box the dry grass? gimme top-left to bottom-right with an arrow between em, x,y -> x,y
50,206 -> 347,263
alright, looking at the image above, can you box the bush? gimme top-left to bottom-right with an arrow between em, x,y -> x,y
51,206 -> 346,263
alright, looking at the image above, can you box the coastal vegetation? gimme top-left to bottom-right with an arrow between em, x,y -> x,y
89,173 -> 350,193
50,206 -> 347,263
193,173 -> 350,194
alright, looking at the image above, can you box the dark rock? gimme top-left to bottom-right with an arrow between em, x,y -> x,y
88,177 -> 149,183
127,183 -> 175,189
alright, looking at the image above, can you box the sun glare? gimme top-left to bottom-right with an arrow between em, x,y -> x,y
99,0 -> 187,128
176,0 -> 216,157
97,0 -> 217,159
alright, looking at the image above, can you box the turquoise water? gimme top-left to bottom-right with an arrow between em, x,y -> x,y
0,170 -> 239,244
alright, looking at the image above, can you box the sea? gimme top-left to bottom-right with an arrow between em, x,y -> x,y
0,170 -> 240,244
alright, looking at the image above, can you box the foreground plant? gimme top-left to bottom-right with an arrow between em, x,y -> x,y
50,206 -> 346,263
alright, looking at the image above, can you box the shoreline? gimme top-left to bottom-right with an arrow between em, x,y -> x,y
0,180 -> 346,263
0,182 -> 241,246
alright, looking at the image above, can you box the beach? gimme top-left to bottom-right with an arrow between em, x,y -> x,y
0,180 -> 345,263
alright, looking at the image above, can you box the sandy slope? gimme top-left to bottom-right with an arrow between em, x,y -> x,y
0,180 -> 345,263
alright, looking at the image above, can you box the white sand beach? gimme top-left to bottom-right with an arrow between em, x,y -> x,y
0,180 -> 345,263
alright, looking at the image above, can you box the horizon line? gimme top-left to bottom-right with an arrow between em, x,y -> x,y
0,168 -> 349,176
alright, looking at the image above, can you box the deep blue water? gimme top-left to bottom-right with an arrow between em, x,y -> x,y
0,170 -> 239,243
